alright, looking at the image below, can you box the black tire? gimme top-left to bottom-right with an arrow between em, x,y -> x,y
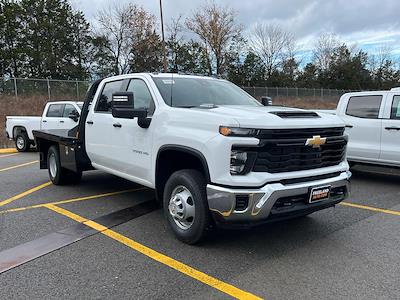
163,169 -> 211,244
47,146 -> 82,185
15,132 -> 30,152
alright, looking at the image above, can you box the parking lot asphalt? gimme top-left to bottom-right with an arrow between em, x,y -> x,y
0,152 -> 399,299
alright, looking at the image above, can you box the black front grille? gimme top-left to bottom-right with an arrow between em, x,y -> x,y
252,127 -> 347,173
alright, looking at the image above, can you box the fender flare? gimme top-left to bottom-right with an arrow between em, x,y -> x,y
156,144 -> 211,183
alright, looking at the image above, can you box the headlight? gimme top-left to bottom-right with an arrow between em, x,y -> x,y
230,150 -> 248,175
220,126 -> 257,137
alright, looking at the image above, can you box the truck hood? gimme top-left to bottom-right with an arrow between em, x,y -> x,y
192,105 -> 344,129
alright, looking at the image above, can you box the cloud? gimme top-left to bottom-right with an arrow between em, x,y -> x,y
72,0 -> 400,56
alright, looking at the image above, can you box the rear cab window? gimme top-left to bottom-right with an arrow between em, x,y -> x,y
46,104 -> 65,117
95,80 -> 124,112
345,95 -> 382,119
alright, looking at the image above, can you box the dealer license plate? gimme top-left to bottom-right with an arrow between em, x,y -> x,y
309,185 -> 331,203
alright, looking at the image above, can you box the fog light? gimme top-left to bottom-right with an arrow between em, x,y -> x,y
230,150 -> 248,175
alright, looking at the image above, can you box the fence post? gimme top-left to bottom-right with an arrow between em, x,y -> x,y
321,88 -> 323,98
286,87 -> 289,97
313,88 -> 316,97
76,80 -> 79,100
276,86 -> 278,97
296,87 -> 298,98
265,86 -> 268,97
253,86 -> 256,97
47,78 -> 51,101
13,78 -> 18,101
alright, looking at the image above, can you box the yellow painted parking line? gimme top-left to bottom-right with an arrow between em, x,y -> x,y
340,202 -> 400,217
45,204 -> 262,300
0,181 -> 52,207
0,153 -> 19,158
0,148 -> 18,154
0,187 -> 147,214
0,160 -> 38,172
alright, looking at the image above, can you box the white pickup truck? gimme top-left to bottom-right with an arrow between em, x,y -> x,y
320,89 -> 400,167
5,101 -> 82,151
33,73 -> 351,244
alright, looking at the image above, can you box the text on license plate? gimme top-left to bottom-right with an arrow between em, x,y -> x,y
309,185 -> 331,203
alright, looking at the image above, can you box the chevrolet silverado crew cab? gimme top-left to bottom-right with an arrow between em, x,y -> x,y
319,88 -> 400,168
33,73 -> 351,244
5,101 -> 82,151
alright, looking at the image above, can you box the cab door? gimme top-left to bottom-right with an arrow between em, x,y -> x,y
111,78 -> 155,185
60,104 -> 79,130
85,79 -> 124,170
341,94 -> 384,161
41,103 -> 65,130
380,94 -> 400,165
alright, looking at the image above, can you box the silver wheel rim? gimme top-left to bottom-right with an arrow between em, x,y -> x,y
16,136 -> 25,150
168,185 -> 195,230
49,153 -> 57,178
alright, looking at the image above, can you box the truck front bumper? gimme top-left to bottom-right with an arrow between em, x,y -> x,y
207,171 -> 351,227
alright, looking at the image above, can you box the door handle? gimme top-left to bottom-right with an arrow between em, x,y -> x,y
385,126 -> 400,131
59,120 -> 64,123
113,123 -> 122,128
87,121 -> 93,125
42,120 -> 47,123
345,124 -> 353,128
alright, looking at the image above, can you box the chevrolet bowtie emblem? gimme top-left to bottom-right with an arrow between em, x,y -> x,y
305,135 -> 326,148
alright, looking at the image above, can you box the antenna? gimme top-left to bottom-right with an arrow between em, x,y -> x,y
170,73 -> 174,107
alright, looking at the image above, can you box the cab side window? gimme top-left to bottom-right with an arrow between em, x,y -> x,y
95,80 -> 123,112
391,96 -> 400,120
126,79 -> 155,115
63,104 -> 76,117
346,95 -> 382,119
46,104 -> 64,117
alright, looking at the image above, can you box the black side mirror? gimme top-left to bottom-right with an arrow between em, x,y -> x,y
68,110 -> 80,122
111,92 -> 149,124
261,96 -> 272,106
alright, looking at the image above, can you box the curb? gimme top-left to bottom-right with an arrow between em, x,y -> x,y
0,148 -> 18,154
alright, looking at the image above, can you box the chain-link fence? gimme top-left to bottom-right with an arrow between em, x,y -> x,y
242,86 -> 354,99
0,77 -> 89,101
0,77 -> 356,147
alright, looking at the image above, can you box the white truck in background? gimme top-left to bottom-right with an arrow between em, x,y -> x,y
318,88 -> 400,167
5,101 -> 82,151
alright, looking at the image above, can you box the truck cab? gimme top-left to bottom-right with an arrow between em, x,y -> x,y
336,89 -> 400,167
34,73 -> 351,244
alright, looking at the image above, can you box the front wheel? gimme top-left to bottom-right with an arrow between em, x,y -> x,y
15,133 -> 30,152
163,169 -> 211,244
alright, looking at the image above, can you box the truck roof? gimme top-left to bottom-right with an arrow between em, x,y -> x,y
100,72 -> 224,82
342,89 -> 400,97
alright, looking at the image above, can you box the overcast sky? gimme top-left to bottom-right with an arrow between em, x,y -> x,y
71,0 -> 400,57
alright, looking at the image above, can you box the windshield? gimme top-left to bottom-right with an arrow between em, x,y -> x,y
152,77 -> 261,107
77,103 -> 83,110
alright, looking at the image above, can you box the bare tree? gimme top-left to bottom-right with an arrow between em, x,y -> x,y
94,4 -> 160,74
95,4 -> 133,74
249,23 -> 295,79
369,44 -> 393,72
186,2 -> 242,75
313,33 -> 341,70
167,16 -> 184,71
